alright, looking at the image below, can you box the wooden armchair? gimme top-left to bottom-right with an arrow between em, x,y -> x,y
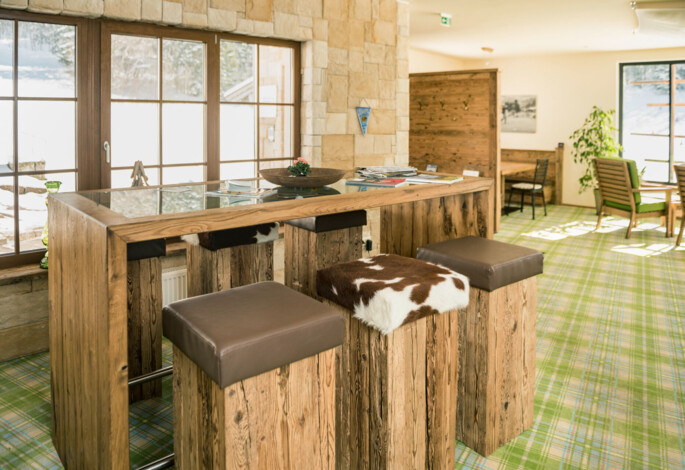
593,157 -> 673,239
675,164 -> 685,246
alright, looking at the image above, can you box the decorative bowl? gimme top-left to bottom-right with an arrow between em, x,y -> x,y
260,167 -> 346,188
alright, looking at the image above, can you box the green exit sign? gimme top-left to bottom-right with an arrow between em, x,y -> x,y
440,13 -> 452,27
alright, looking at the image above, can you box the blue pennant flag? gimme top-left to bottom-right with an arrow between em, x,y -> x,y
356,106 -> 371,136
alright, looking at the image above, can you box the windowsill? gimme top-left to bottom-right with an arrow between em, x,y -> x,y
0,263 -> 46,282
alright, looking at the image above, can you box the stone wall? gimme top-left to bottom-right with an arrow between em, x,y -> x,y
0,0 -> 410,169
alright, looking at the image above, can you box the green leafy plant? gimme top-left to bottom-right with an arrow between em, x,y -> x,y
287,157 -> 311,176
569,106 -> 622,193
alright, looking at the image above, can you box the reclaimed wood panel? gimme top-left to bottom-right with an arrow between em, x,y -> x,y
173,346 -> 336,470
186,242 -> 274,297
331,300 -> 459,469
284,225 -> 363,297
49,197 -> 129,470
502,143 -> 564,205
456,277 -> 536,456
410,70 -> 501,230
127,257 -> 162,402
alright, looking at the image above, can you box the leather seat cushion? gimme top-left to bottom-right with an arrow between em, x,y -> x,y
285,210 -> 367,233
417,236 -> 543,292
163,281 -> 344,389
127,239 -> 166,261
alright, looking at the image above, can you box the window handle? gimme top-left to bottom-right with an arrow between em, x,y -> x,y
103,141 -> 111,164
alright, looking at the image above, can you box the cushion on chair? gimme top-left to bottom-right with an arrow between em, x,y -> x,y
285,210 -> 367,233
181,223 -> 279,251
316,254 -> 469,335
417,236 -> 543,292
597,156 -> 642,205
162,281 -> 344,389
606,199 -> 666,214
511,182 -> 542,191
127,239 -> 166,261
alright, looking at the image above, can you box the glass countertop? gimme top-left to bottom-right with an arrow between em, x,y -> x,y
78,180 -> 385,219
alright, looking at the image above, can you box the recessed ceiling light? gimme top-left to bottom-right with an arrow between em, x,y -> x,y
481,46 -> 494,53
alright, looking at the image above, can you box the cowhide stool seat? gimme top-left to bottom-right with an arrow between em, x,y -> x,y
127,238 -> 166,403
284,210 -> 366,296
162,281 -> 344,470
316,254 -> 470,469
417,236 -> 543,456
183,223 -> 279,296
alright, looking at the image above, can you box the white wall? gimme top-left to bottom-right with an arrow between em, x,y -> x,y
409,48 -> 465,73
459,47 -> 685,206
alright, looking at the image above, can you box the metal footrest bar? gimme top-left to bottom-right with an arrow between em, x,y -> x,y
128,365 -> 173,388
135,453 -> 174,470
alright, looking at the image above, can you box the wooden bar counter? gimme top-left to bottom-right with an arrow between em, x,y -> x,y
48,177 -> 493,469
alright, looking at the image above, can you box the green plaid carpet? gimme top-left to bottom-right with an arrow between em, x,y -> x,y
0,205 -> 682,469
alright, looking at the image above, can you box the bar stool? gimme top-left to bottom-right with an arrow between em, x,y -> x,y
284,211 -> 366,296
183,223 -> 279,297
417,236 -> 543,456
127,238 -> 166,403
162,281 -> 344,469
316,254 -> 470,469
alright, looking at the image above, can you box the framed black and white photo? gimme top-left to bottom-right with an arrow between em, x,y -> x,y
501,95 -> 537,133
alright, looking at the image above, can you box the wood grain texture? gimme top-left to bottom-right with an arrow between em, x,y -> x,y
0,320 -> 48,362
173,345 -> 337,470
380,191 -> 493,258
49,197 -> 130,470
127,257 -> 163,403
330,300 -> 458,469
186,242 -> 274,297
502,143 -> 564,205
456,277 -> 537,456
284,225 -> 363,296
409,70 -> 501,230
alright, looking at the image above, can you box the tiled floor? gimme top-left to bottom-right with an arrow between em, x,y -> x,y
0,204 -> 683,469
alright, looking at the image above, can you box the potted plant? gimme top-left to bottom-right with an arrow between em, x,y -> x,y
569,106 -> 622,214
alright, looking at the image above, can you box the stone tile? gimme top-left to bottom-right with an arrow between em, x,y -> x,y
326,74 -> 348,113
64,0 -> 103,15
325,112 -> 347,134
349,71 -> 378,98
235,18 -> 255,33
208,7 -> 237,30
374,134 -> 392,154
364,42 -> 385,64
253,20 -> 274,35
210,0 -> 244,10
273,11 -> 298,37
348,49 -> 364,72
354,154 -> 386,167
349,0 -> 370,21
379,80 -> 395,100
183,0 -> 206,13
141,0 -> 162,21
368,108 -> 395,134
311,39 -> 327,68
322,0 -> 345,20
327,19 -> 348,49
297,0 -> 320,18
183,11 -> 208,27
328,47 -> 348,66
354,134 -> 374,154
246,0 -> 271,21
312,18 -> 327,40
104,0 -> 140,19
379,0 -> 395,23
322,134 -> 354,169
348,20 -> 364,48
0,0 -> 29,9
370,19 -> 395,46
379,64 -> 394,81
29,0 -> 63,13
273,0 -> 295,14
163,0 -> 182,23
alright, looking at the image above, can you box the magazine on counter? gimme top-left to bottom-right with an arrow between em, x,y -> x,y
404,174 -> 463,185
346,178 -> 409,188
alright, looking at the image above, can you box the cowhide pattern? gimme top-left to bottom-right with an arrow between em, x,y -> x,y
181,222 -> 279,251
316,254 -> 469,335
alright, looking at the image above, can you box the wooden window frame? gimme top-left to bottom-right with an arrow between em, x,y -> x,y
0,8 -> 301,269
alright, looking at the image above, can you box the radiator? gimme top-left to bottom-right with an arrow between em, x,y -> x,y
162,268 -> 187,305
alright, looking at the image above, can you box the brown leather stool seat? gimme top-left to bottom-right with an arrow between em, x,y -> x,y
284,211 -> 367,297
164,281 -> 344,469
184,223 -> 279,296
417,236 -> 543,456
126,238 -> 166,403
417,236 -> 543,291
284,210 -> 367,233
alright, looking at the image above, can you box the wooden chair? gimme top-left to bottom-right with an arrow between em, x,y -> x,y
675,164 -> 685,246
508,158 -> 549,219
593,157 -> 672,239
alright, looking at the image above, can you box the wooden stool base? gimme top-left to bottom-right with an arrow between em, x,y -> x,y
127,257 -> 163,403
173,346 -> 337,470
329,301 -> 459,470
186,242 -> 273,297
284,225 -> 363,296
457,276 -> 536,456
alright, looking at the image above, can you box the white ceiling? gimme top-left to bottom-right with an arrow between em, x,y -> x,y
409,0 -> 685,59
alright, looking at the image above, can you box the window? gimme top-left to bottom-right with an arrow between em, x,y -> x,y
620,61 -> 685,184
0,18 -> 78,259
0,12 -> 300,268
